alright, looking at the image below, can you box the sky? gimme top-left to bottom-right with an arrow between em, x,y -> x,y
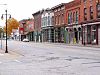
0,0 -> 73,27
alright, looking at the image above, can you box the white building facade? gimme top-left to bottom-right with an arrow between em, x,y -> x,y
41,9 -> 54,42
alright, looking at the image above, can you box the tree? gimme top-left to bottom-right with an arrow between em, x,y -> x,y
3,18 -> 19,36
0,27 -> 4,38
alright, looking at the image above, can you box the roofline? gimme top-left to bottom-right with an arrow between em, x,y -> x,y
51,3 -> 66,10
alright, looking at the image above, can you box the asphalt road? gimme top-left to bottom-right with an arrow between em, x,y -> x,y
0,40 -> 100,75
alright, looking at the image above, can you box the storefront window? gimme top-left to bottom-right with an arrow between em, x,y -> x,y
92,25 -> 96,43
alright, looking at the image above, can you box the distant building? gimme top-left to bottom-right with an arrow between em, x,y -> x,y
32,10 -> 43,42
26,18 -> 34,41
12,29 -> 19,40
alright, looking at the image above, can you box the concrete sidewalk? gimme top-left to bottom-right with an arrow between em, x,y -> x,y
42,42 -> 100,48
0,49 -> 22,60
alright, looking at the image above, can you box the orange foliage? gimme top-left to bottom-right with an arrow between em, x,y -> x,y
3,18 -> 19,35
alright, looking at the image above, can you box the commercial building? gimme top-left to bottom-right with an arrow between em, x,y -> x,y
65,0 -> 81,44
80,0 -> 100,45
52,3 -> 66,43
41,8 -> 54,42
32,10 -> 43,42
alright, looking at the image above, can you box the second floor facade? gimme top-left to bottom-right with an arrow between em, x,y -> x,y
32,10 -> 43,32
66,0 -> 81,25
80,0 -> 100,23
52,3 -> 66,27
41,8 -> 54,28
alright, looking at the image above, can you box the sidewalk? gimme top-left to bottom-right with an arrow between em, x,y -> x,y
43,42 -> 100,48
0,48 -> 22,60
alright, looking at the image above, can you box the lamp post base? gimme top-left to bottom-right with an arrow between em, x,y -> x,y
5,46 -> 8,53
5,50 -> 8,53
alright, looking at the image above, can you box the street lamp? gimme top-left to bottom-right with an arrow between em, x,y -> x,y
1,10 -> 11,53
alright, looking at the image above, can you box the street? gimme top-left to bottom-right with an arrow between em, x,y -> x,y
0,40 -> 100,75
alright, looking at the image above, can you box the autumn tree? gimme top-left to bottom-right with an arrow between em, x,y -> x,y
3,18 -> 19,36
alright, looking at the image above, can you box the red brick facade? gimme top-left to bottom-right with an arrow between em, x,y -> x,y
52,3 -> 66,27
51,3 -> 66,42
80,0 -> 100,45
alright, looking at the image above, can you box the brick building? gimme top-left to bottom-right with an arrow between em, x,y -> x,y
26,19 -> 34,41
80,0 -> 100,45
19,19 -> 27,41
52,3 -> 66,43
65,0 -> 81,44
32,10 -> 43,42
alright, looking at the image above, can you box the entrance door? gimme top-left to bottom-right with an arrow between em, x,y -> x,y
87,26 -> 91,44
75,31 -> 78,43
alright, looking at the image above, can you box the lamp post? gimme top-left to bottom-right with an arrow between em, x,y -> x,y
1,10 -> 11,53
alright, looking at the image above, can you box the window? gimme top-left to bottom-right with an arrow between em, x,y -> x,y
97,12 -> 100,18
48,16 -> 50,25
92,25 -> 97,43
84,15 -> 87,21
83,0 -> 86,2
90,0 -> 93,5
70,12 -> 72,23
68,13 -> 70,24
68,12 -> 72,24
61,14 -> 64,24
90,6 -> 93,13
84,8 -> 87,15
76,11 -> 78,23
97,4 -> 100,18
90,6 -> 93,19
58,15 -> 61,25
97,4 -> 100,11
55,16 -> 57,25
73,12 -> 75,23
84,8 -> 87,21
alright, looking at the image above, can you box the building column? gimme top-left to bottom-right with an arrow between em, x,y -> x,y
48,29 -> 51,42
54,29 -> 55,43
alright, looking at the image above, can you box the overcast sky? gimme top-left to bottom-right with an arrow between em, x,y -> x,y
0,0 -> 73,27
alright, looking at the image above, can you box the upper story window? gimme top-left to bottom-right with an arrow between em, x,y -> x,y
90,6 -> 93,13
97,4 -> 100,18
97,4 -> 100,11
68,12 -> 72,24
83,0 -> 86,2
73,12 -> 75,23
84,8 -> 87,21
90,0 -> 93,5
62,14 -> 64,24
90,6 -> 93,19
48,16 -> 50,25
68,13 -> 70,24
84,8 -> 87,15
55,16 -> 57,25
76,11 -> 78,23
70,12 -> 72,23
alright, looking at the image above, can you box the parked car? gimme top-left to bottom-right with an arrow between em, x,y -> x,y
22,38 -> 29,42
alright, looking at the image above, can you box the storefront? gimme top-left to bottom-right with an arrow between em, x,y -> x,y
65,25 -> 82,44
82,22 -> 99,45
54,27 -> 65,43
